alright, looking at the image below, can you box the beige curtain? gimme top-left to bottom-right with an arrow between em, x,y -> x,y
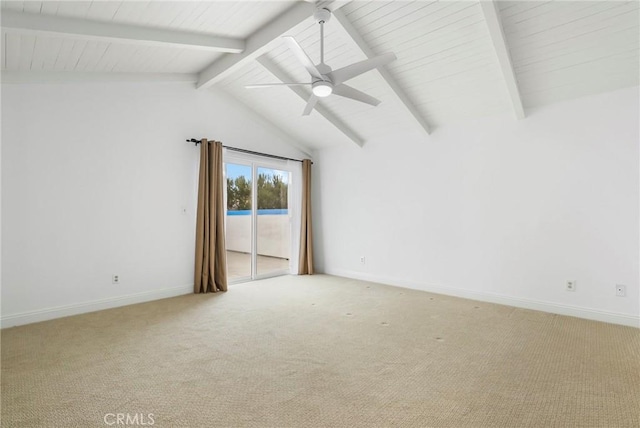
194,139 -> 228,293
298,159 -> 314,275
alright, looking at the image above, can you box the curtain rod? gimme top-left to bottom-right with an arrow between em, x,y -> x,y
186,139 -> 312,164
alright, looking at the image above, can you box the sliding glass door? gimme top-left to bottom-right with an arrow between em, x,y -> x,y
256,167 -> 290,277
224,157 -> 292,282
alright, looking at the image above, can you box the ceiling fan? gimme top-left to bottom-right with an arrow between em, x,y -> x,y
245,7 -> 397,116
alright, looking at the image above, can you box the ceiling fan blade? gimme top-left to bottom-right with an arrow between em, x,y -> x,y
283,36 -> 323,80
303,95 -> 318,116
332,84 -> 381,106
245,83 -> 311,88
329,52 -> 397,85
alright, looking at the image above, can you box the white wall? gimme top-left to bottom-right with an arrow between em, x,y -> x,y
1,82 -> 308,326
313,87 -> 639,327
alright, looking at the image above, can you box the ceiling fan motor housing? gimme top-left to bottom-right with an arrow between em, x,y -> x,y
315,63 -> 332,76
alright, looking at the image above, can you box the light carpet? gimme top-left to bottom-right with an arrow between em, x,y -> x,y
2,274 -> 639,427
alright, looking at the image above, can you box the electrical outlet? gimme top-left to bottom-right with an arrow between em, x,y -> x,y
616,284 -> 626,297
360,256 -> 366,264
566,280 -> 576,292
112,275 -> 120,284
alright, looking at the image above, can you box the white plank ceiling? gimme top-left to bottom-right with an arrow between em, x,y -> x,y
499,0 -> 639,107
2,1 -> 638,150
1,1 -> 296,73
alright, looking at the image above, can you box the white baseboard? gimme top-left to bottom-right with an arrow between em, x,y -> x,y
1,285 -> 193,328
323,268 -> 640,328
3,273 -> 637,329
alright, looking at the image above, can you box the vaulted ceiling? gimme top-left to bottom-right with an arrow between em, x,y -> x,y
2,1 -> 638,150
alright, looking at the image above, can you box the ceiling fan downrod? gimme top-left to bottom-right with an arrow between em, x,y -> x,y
314,7 -> 331,65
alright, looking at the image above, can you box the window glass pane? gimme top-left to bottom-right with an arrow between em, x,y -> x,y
256,167 -> 290,276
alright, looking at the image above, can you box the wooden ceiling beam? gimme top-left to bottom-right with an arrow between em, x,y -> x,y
1,11 -> 244,53
0,72 -> 197,84
197,1 -> 315,89
332,9 -> 432,135
479,0 -> 526,119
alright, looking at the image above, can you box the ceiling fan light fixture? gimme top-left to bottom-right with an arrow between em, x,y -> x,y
312,81 -> 333,97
